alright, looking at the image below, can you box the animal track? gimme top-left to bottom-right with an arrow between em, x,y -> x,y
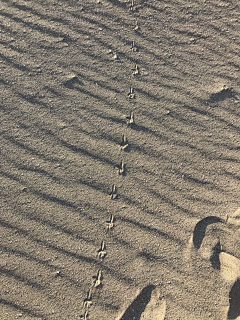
132,64 -> 140,76
118,161 -> 126,175
129,0 -> 134,11
110,184 -> 118,199
82,288 -> 93,319
131,41 -> 138,52
97,241 -> 107,259
82,268 -> 103,319
134,21 -> 141,33
129,0 -> 137,12
92,270 -> 102,288
91,9 -> 146,320
83,310 -> 88,320
83,288 -> 93,310
127,87 -> 135,99
120,135 -> 129,151
106,214 -> 115,231
126,111 -> 135,127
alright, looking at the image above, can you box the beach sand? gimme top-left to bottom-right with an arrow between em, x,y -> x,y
1,0 -> 240,319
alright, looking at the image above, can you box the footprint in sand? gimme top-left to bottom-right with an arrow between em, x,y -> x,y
191,216 -> 223,250
186,208 -> 240,319
185,216 -> 224,267
191,216 -> 224,268
209,85 -> 237,102
189,210 -> 240,270
222,208 -> 240,319
116,285 -> 166,320
227,278 -> 240,319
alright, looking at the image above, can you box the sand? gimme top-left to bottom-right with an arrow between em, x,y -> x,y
0,0 -> 240,319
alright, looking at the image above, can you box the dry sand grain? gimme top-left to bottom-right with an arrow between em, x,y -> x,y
1,0 -> 240,319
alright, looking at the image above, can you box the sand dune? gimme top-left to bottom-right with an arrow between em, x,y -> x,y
1,0 -> 240,319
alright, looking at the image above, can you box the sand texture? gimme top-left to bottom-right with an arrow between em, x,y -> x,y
1,0 -> 240,319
